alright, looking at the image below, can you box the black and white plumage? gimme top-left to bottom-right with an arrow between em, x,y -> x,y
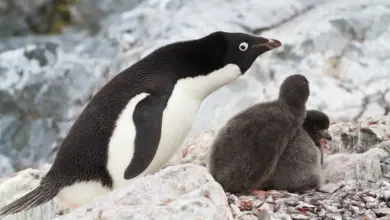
0,31 -> 282,217
207,74 -> 310,194
262,109 -> 332,192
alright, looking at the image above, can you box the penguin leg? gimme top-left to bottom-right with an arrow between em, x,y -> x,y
251,190 -> 271,196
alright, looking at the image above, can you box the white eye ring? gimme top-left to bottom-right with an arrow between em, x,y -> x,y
239,42 -> 248,51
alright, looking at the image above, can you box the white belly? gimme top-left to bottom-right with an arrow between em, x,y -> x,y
140,91 -> 202,175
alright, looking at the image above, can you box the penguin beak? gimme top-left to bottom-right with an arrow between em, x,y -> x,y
319,129 -> 332,141
253,39 -> 282,50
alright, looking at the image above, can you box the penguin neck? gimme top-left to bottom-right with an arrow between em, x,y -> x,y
175,64 -> 242,101
285,103 -> 307,123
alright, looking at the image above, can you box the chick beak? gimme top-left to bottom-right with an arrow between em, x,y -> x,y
319,129 -> 332,141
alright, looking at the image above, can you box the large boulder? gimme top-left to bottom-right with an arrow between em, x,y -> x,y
323,146 -> 389,183
56,164 -> 233,220
0,164 -> 233,220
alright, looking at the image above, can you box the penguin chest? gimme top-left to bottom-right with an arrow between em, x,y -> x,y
106,91 -> 202,189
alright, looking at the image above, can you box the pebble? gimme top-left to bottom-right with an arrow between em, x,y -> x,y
384,190 -> 390,201
290,213 -> 311,220
363,196 -> 377,203
318,182 -> 343,194
239,200 -> 253,211
322,203 -> 342,213
225,177 -> 390,219
252,199 -> 264,208
230,204 -> 242,216
374,208 -> 390,217
326,213 -> 343,220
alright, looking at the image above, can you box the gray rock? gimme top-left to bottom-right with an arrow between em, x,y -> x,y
0,154 -> 14,178
326,116 -> 389,154
165,129 -> 217,168
0,167 -> 61,220
374,208 -> 390,217
383,190 -> 390,202
0,41 -> 111,170
381,155 -> 390,174
193,0 -> 390,132
56,164 -> 233,220
318,182 -> 343,194
323,147 -> 388,183
325,213 -> 342,220
290,213 -> 310,220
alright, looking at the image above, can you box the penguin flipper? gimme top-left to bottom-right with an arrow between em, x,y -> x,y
0,182 -> 59,216
124,94 -> 169,180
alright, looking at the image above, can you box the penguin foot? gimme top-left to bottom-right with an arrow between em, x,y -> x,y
251,190 -> 269,196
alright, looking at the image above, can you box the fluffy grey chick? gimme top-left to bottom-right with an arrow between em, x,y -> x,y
262,110 -> 332,193
207,74 -> 310,194
302,109 -> 332,165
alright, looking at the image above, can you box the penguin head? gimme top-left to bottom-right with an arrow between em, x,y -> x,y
216,32 -> 282,73
303,110 -> 332,141
278,74 -> 310,108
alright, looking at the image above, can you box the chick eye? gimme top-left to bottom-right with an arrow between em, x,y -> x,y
239,42 -> 248,51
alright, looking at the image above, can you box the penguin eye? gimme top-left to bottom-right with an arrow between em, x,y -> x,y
239,42 -> 248,51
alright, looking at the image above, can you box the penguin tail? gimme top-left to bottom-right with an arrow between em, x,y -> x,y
0,182 -> 59,217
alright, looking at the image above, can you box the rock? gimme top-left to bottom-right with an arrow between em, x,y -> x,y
381,154 -> 390,174
0,0 -> 50,37
57,164 -> 233,220
0,154 -> 14,178
383,190 -> 390,202
290,213 -> 310,220
0,0 -> 389,174
374,208 -> 390,217
165,129 -> 217,168
239,200 -> 253,211
318,182 -> 343,194
0,168 -> 61,220
325,213 -> 342,220
326,116 -> 389,154
323,147 -> 388,183
0,42 -> 111,170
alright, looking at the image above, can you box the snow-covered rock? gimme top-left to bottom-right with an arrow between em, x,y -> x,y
0,168 -> 59,220
323,147 -> 388,183
0,164 -> 232,220
56,164 -> 232,220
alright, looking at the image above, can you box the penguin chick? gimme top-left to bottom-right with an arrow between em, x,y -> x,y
207,74 -> 310,194
0,31 -> 282,217
302,109 -> 332,165
262,110 -> 332,193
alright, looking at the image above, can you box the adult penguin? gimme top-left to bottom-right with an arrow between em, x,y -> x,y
208,74 -> 309,194
0,31 -> 281,216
